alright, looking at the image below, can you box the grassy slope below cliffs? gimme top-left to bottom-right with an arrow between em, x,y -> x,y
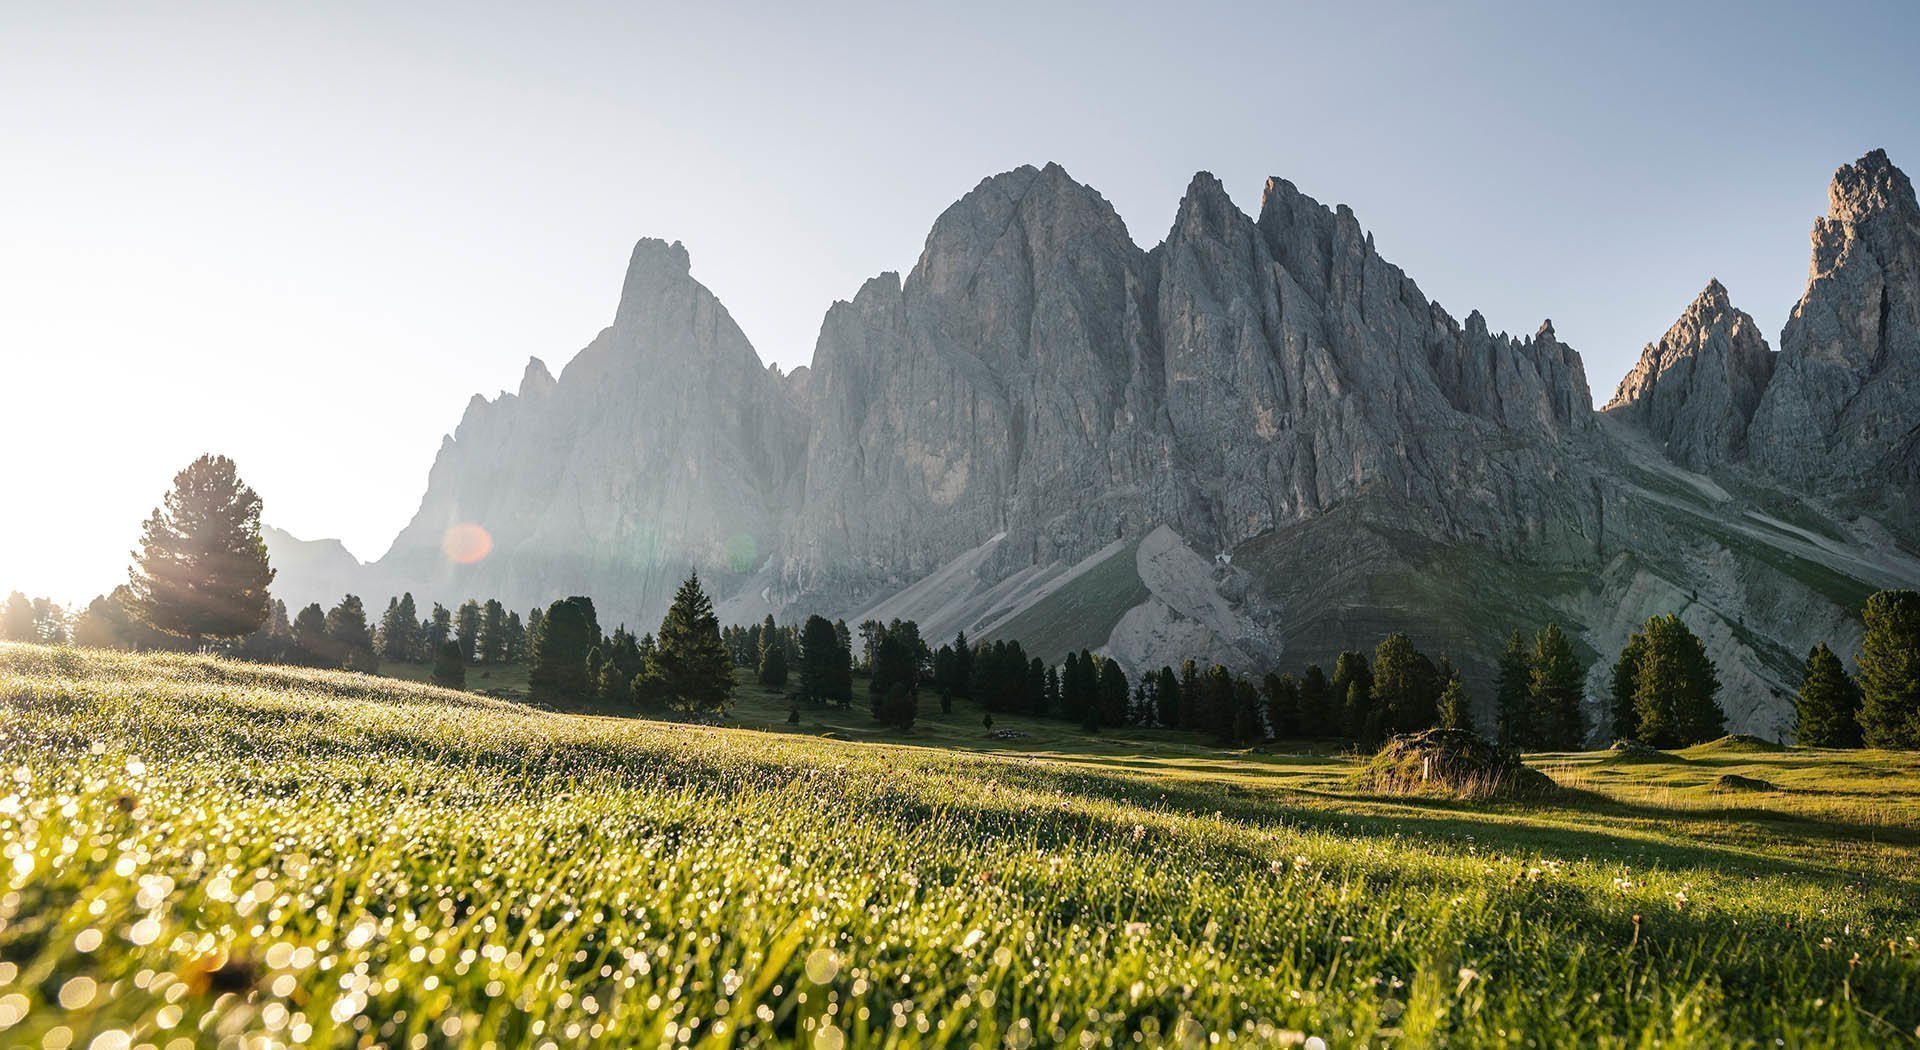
2,643 -> 1917,1047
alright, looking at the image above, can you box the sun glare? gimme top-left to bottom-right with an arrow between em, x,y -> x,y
440,522 -> 492,565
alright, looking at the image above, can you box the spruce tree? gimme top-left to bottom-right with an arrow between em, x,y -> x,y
1858,590 -> 1920,750
1231,678 -> 1260,745
1264,673 -> 1299,739
1097,658 -> 1129,728
1205,665 -> 1237,744
758,641 -> 789,688
431,640 -> 466,689
126,454 -> 275,642
1179,659 -> 1203,731
1332,650 -> 1374,742
455,600 -> 482,662
0,593 -> 33,642
1609,629 -> 1648,741
638,572 -> 734,714
1437,670 -> 1473,732
478,599 -> 507,663
1298,664 -> 1330,737
529,596 -> 599,701
1795,642 -> 1862,748
1370,633 -> 1434,737
798,615 -> 841,704
425,603 -> 453,656
1527,624 -> 1587,750
1628,615 -> 1723,748
291,603 -> 328,665
324,594 -> 377,672
1494,631 -> 1532,748
379,593 -> 418,662
1154,666 -> 1179,728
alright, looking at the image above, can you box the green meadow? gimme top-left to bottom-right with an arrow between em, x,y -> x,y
2,643 -> 1917,1048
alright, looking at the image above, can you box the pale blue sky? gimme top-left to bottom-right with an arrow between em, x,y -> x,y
3,0 -> 1917,601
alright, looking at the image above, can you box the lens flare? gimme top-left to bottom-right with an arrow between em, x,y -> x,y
441,523 -> 493,565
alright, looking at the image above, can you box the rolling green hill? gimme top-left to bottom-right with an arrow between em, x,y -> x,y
2,644 -> 1916,1047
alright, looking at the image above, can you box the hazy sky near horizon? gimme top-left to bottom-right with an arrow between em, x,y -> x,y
4,0 -> 1918,603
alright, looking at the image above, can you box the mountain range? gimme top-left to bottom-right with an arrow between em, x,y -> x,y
271,149 -> 1920,739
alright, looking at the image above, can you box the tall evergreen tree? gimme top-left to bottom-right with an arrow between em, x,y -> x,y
378,593 -> 418,662
1494,631 -> 1533,748
1231,677 -> 1261,745
1437,669 -> 1474,732
1370,633 -> 1436,738
1044,665 -> 1062,716
291,603 -> 328,665
1332,650 -> 1374,741
1297,664 -> 1330,737
529,596 -> 600,702
1097,657 -> 1129,728
1620,615 -> 1723,747
1204,665 -> 1237,744
431,640 -> 466,689
477,599 -> 507,663
951,630 -> 974,698
454,600 -> 483,662
1154,666 -> 1180,728
758,640 -> 789,688
1263,673 -> 1299,739
0,592 -> 33,642
1795,642 -> 1862,748
1858,590 -> 1920,750
324,594 -> 377,672
126,454 -> 275,642
798,614 -> 851,705
1527,624 -> 1587,750
1609,629 -> 1649,741
1179,659 -> 1203,732
638,573 -> 733,713
424,603 -> 453,657
503,610 -> 527,663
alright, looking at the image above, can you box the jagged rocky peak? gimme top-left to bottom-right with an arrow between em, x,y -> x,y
1749,148 -> 1920,494
518,357 -> 556,399
1605,278 -> 1775,471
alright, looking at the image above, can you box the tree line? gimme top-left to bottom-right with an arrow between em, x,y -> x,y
13,453 -> 1920,753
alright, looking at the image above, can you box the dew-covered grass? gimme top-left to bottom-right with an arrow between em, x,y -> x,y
1,643 -> 1917,1048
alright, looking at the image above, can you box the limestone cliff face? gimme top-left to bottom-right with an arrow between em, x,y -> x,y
1749,149 -> 1920,498
1603,280 -> 1775,471
373,239 -> 808,627
787,165 -> 1599,617
274,151 -> 1920,738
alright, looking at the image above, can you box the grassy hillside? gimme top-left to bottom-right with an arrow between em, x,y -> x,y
2,645 -> 1917,1047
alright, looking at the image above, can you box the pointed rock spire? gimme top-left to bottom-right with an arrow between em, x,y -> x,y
1607,279 -> 1775,470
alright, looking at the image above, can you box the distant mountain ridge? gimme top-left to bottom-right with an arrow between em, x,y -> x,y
271,150 -> 1920,739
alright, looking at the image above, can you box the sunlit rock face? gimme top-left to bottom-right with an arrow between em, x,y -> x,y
372,239 -> 809,628
1604,279 -> 1776,471
1749,149 -> 1920,500
276,151 -> 1920,737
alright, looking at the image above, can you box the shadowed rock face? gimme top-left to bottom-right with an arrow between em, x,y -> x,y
271,152 -> 1920,738
1604,279 -> 1776,471
1749,149 -> 1920,495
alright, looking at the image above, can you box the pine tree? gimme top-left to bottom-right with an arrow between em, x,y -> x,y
798,615 -> 845,705
126,454 -> 275,642
758,641 -> 789,688
1858,590 -> 1920,750
1437,670 -> 1474,732
455,600 -> 482,662
1232,678 -> 1260,745
324,594 -> 377,672
638,572 -> 734,714
1527,624 -> 1587,750
1044,665 -> 1062,717
291,603 -> 328,665
431,640 -> 466,689
1179,660 -> 1202,731
1205,665 -> 1236,744
1627,615 -> 1723,748
1494,631 -> 1533,748
1795,643 -> 1862,748
503,610 -> 527,663
1154,666 -> 1179,728
0,593 -> 33,642
1263,673 -> 1299,739
529,596 -> 599,701
424,603 -> 453,657
477,599 -> 507,663
1609,629 -> 1648,741
1298,664 -> 1330,737
1371,633 -> 1436,738
1097,658 -> 1129,728
1332,650 -> 1374,742
378,593 -> 418,662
